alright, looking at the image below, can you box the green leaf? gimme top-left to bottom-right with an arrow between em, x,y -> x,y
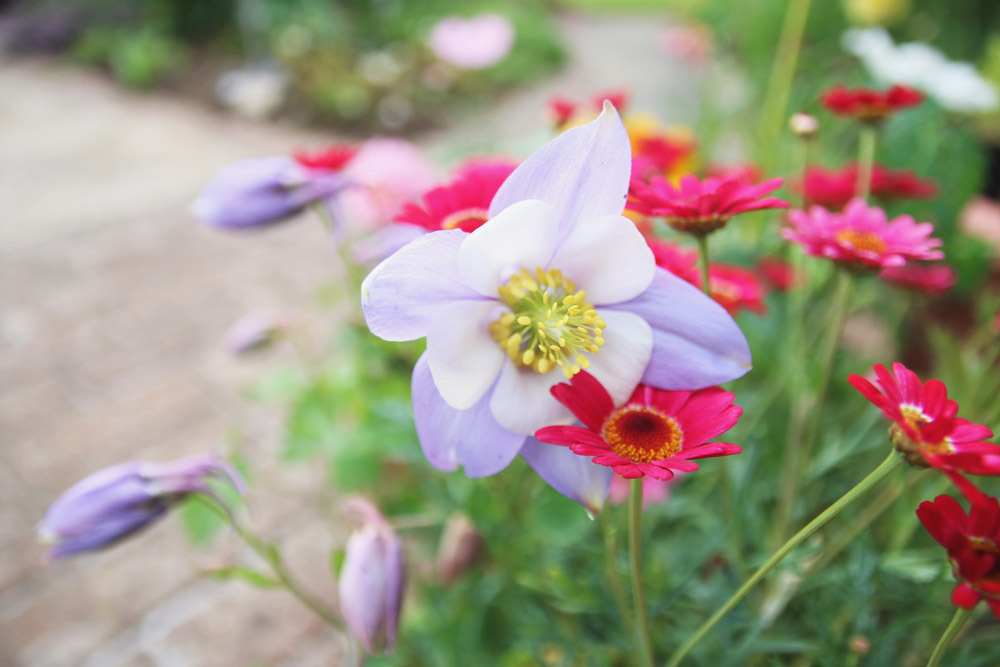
177,496 -> 226,547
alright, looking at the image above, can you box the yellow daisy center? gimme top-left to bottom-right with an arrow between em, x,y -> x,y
441,207 -> 489,230
836,230 -> 888,254
489,268 -> 605,378
602,406 -> 683,463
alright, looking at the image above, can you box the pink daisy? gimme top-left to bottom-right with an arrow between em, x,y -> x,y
783,198 -> 943,270
394,160 -> 517,233
535,371 -> 742,481
629,174 -> 788,235
879,263 -> 955,296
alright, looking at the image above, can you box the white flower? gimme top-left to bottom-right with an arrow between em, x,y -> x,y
843,28 -> 999,113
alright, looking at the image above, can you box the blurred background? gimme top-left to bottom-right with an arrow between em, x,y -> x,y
1,0 -> 999,665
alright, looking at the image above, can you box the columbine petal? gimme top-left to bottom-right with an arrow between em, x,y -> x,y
586,309 -> 653,406
411,355 -> 525,476
613,268 -> 752,388
490,362 -> 575,435
549,213 -> 655,304
362,230 -> 487,342
489,101 -> 631,242
520,438 -> 613,516
426,301 -> 506,410
457,199 -> 559,297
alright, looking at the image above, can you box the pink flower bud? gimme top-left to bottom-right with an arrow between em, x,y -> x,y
436,513 -> 482,585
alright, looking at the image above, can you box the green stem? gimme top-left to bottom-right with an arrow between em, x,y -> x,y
629,479 -> 654,667
856,125 -> 877,202
198,497 -> 343,628
601,508 -> 635,639
760,0 -> 813,148
695,234 -> 712,297
666,452 -> 902,667
927,607 -> 973,667
772,271 -> 853,546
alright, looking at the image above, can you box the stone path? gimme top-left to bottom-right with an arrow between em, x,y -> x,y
0,12 -> 693,666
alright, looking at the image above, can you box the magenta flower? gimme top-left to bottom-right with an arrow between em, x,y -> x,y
784,198 -> 943,269
38,453 -> 243,559
426,13 -> 515,70
338,498 -> 405,655
629,174 -> 789,235
361,104 -> 750,507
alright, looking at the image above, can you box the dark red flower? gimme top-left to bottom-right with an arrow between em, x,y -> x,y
821,84 -> 924,122
917,494 -> 1000,620
535,371 -> 742,481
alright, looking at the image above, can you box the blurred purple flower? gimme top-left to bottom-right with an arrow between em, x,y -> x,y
338,498 -> 404,655
193,147 -> 357,230
38,453 -> 243,559
427,13 -> 515,70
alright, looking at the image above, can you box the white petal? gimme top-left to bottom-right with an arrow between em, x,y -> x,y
361,229 -> 486,341
549,214 -> 655,305
457,199 -> 559,297
586,309 -> 653,406
489,363 -> 574,435
426,300 -> 506,410
490,102 -> 631,243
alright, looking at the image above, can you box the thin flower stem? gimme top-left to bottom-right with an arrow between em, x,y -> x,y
856,125 -> 877,202
196,496 -> 343,629
926,606 -> 973,667
666,451 -> 902,667
759,0 -> 813,148
629,479 -> 654,667
772,270 -> 853,545
601,508 -> 635,638
695,234 -> 712,297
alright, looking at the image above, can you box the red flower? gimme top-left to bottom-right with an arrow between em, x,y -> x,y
758,256 -> 801,291
705,264 -> 768,316
821,84 -> 924,122
591,89 -> 630,114
800,164 -> 937,210
631,135 -> 696,182
535,371 -> 742,481
917,494 -> 1000,620
647,238 -> 699,283
705,163 -> 764,185
849,363 -> 998,483
629,174 -> 788,234
783,199 -> 943,270
293,144 -> 358,171
393,160 -> 516,232
879,263 -> 955,296
547,96 -> 577,129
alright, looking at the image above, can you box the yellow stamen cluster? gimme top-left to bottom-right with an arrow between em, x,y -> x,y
836,229 -> 888,254
890,405 -> 953,467
602,406 -> 683,463
489,267 -> 606,379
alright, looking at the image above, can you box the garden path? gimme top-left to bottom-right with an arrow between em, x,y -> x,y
0,12 -> 698,666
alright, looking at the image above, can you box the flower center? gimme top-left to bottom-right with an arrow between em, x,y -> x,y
489,268 -> 605,378
835,230 -> 888,254
441,207 -> 490,232
602,406 -> 683,463
891,405 -> 954,467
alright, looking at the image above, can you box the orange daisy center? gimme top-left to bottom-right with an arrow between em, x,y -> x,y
835,230 -> 888,255
441,207 -> 489,230
602,406 -> 683,463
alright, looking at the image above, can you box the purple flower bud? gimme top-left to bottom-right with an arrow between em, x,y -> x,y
338,499 -> 404,655
192,156 -> 349,230
38,453 -> 243,559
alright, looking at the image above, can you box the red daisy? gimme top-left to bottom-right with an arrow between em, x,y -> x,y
647,238 -> 700,283
917,494 -> 1000,620
629,174 -> 788,235
821,84 -> 924,122
879,263 -> 955,296
870,164 -> 938,201
546,96 -> 577,129
631,135 -> 696,182
704,264 -> 768,316
800,164 -> 938,211
534,371 -> 742,481
393,160 -> 516,233
293,144 -> 359,171
848,363 -> 998,479
783,198 -> 943,270
758,256 -> 801,292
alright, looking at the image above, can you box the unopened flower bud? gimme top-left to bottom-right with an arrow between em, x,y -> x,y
38,453 -> 243,559
338,498 -> 404,655
849,635 -> 871,655
789,112 -> 819,138
436,513 -> 482,585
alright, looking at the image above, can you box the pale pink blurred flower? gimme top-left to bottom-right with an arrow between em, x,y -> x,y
960,196 -> 1000,255
427,13 -> 515,70
340,138 -> 437,231
660,23 -> 713,66
608,474 -> 679,507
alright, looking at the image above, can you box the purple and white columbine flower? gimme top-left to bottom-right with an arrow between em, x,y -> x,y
38,452 -> 243,559
361,103 -> 751,511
